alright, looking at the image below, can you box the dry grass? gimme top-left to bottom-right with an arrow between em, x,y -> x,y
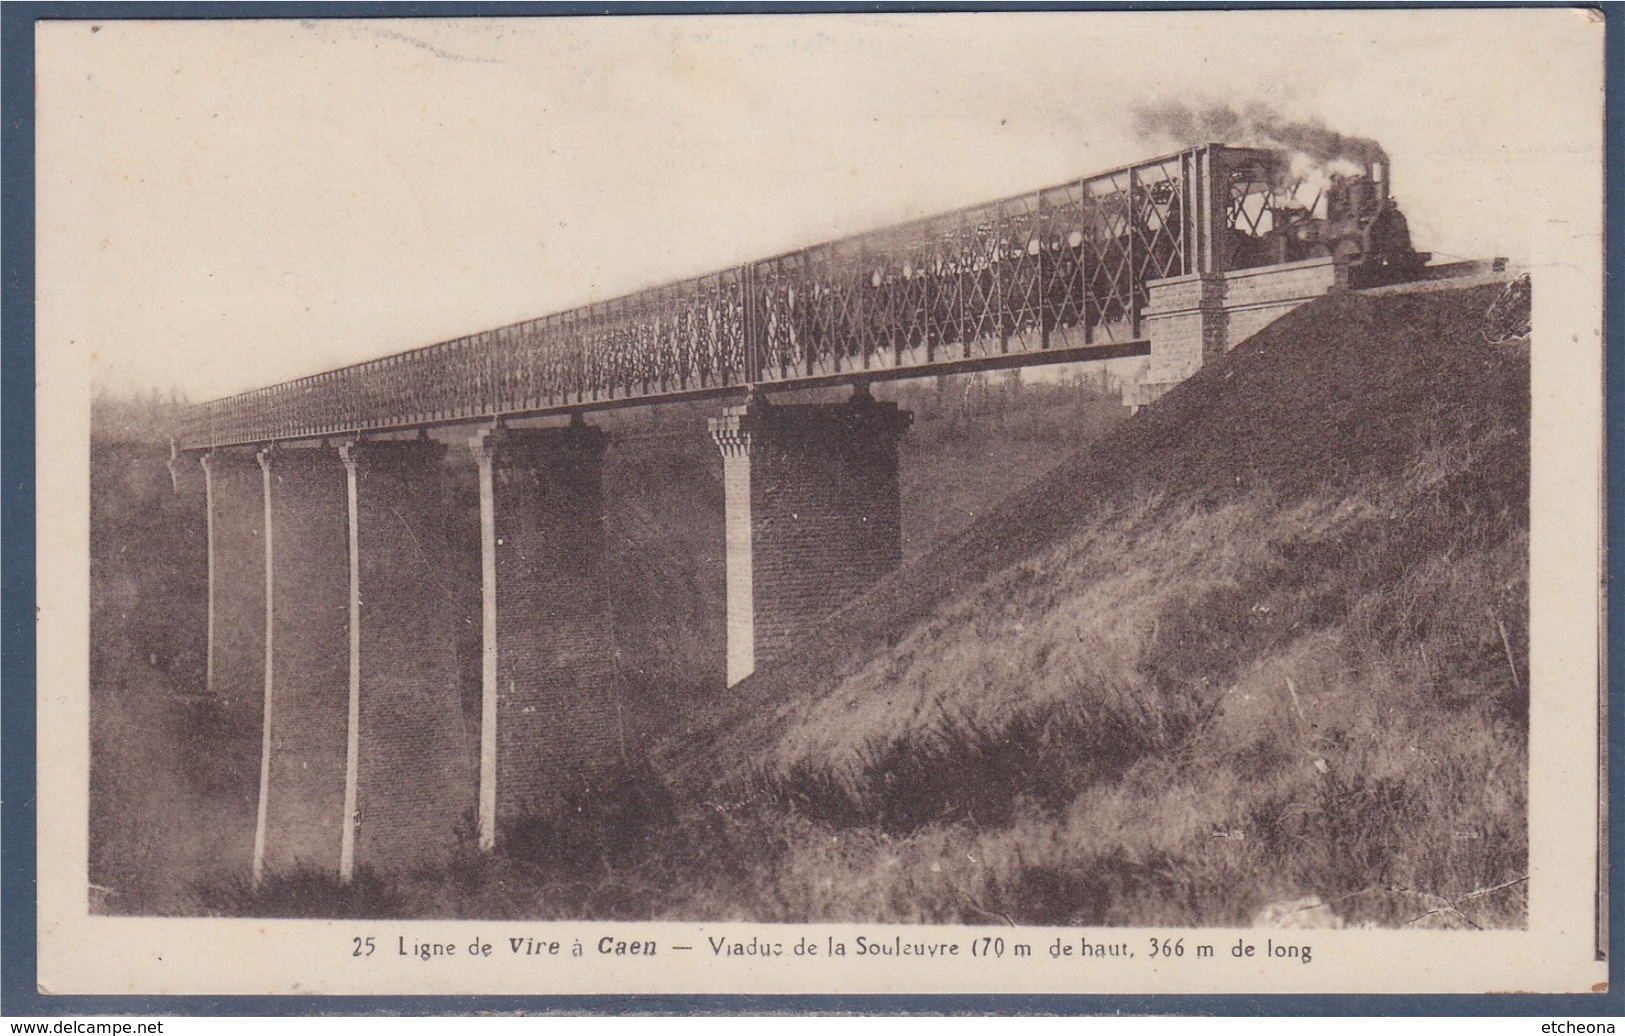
707,438 -> 1528,928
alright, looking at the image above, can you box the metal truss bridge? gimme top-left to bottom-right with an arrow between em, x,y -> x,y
181,144 -> 1311,449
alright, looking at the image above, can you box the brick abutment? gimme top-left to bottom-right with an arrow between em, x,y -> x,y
1132,257 -> 1339,407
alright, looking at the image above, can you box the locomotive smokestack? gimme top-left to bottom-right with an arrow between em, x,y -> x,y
1130,99 -> 1387,170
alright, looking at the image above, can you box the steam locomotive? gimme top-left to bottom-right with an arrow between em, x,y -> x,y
1224,157 -> 1428,288
762,152 -> 1432,364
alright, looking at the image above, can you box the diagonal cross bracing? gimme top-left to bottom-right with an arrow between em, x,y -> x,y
181,144 -> 1294,449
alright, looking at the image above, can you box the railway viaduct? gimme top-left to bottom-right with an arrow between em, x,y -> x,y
175,144 -> 1355,883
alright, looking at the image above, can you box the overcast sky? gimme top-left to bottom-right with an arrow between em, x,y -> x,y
36,10 -> 1602,401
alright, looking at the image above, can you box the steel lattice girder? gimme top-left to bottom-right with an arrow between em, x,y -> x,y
182,144 -> 1307,449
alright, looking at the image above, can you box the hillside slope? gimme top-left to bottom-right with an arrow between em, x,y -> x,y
649,277 -> 1528,928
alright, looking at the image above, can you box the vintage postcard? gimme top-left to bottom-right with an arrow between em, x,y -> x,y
32,9 -> 1607,998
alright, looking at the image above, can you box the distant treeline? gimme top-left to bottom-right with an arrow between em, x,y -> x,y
88,365 -> 1131,448
92,386 -> 190,446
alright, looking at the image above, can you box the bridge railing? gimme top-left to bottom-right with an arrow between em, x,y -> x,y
184,144 -> 1294,449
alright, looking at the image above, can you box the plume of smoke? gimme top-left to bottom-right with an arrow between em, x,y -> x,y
1131,100 -> 1387,167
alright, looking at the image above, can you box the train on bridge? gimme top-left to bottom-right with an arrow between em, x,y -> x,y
181,143 -> 1425,450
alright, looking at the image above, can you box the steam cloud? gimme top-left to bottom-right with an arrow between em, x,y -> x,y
1131,100 -> 1387,167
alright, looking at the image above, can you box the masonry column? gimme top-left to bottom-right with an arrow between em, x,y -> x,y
340,438 -> 476,874
251,444 -> 350,883
470,423 -> 621,850
708,391 -> 912,686
199,450 -> 265,701
1131,271 -> 1227,408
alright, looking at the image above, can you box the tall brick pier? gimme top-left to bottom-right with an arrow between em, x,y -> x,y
202,438 -> 478,881
709,391 -> 913,686
199,450 -> 264,702
470,423 -> 622,851
340,439 -> 474,875
254,445 -> 349,881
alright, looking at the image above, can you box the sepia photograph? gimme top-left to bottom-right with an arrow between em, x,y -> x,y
29,7 -> 1607,998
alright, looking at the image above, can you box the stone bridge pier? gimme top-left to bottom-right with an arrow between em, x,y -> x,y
197,392 -> 914,880
470,423 -> 621,852
254,444 -> 349,881
203,438 -> 477,881
709,391 -> 913,686
339,439 -> 474,877
199,424 -> 630,879
199,450 -> 265,702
